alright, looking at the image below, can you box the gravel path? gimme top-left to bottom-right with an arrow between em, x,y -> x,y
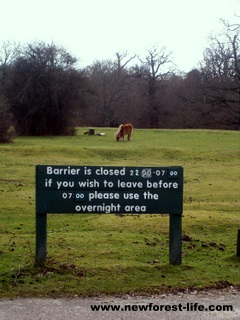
0,289 -> 239,320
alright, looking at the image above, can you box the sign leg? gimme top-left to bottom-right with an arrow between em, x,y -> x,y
169,214 -> 182,265
36,213 -> 47,264
237,228 -> 240,256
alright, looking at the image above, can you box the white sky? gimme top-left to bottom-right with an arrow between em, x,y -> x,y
0,0 -> 239,72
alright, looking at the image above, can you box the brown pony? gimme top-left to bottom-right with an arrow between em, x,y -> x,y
115,123 -> 133,141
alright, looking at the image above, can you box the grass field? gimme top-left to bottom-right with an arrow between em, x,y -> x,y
0,128 -> 239,298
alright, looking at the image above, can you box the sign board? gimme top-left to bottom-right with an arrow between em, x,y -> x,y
36,165 -> 183,214
35,165 -> 183,265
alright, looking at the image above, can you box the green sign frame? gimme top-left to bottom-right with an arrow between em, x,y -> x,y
36,165 -> 183,265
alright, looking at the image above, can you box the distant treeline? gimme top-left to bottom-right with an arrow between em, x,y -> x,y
0,22 -> 239,141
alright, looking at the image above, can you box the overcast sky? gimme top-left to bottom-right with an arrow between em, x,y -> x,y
0,0 -> 239,72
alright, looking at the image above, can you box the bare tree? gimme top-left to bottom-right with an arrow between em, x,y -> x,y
0,41 -> 21,142
6,41 -> 85,135
0,41 -> 21,90
115,51 -> 136,73
137,46 -> 173,127
0,41 -> 21,68
199,24 -> 240,128
85,53 -> 136,127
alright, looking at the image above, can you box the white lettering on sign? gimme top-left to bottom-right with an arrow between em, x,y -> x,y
75,203 -> 121,213
146,180 -> 178,189
78,179 -> 100,188
123,193 -> 140,199
117,180 -> 143,188
88,191 -> 120,201
37,165 -> 183,214
74,203 -> 147,213
143,191 -> 159,199
125,205 -> 146,212
95,167 -> 126,176
57,181 -> 75,189
47,166 -> 81,175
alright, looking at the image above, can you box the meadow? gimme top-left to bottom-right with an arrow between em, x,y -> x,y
0,128 -> 239,298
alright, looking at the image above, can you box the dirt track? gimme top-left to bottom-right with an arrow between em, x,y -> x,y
0,289 -> 239,320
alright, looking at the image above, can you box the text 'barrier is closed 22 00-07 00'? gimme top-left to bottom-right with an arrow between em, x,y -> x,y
35,165 -> 183,265
36,165 -> 183,214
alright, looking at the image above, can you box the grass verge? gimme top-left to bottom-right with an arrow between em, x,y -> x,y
0,128 -> 239,297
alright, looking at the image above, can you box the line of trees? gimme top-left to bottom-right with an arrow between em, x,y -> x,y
0,21 -> 239,142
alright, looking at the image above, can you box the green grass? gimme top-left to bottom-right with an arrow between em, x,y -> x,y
0,128 -> 239,298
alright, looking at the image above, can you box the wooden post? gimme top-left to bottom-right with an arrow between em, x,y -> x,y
169,214 -> 182,265
88,129 -> 95,135
237,228 -> 240,257
36,213 -> 47,264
